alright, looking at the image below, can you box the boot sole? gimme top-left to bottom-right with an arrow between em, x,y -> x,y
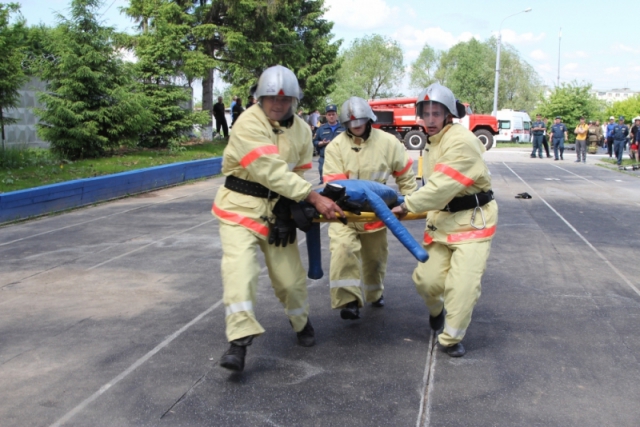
340,309 -> 360,320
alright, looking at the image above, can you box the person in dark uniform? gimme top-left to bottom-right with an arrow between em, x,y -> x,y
550,116 -> 568,160
612,116 -> 629,165
312,104 -> 346,184
530,114 -> 545,158
541,117 -> 551,157
213,96 -> 228,138
231,97 -> 244,127
246,95 -> 256,109
605,116 -> 616,158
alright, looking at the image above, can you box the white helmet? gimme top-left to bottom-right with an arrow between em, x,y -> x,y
255,65 -> 302,120
416,83 -> 465,119
339,96 -> 377,128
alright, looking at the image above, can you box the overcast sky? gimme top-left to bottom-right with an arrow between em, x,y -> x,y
16,0 -> 640,100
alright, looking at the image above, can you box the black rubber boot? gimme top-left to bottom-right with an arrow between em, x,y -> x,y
429,309 -> 445,332
219,336 -> 253,372
296,318 -> 316,347
438,342 -> 465,357
371,295 -> 385,308
340,301 -> 360,320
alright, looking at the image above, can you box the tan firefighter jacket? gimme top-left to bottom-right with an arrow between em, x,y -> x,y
212,105 -> 314,238
404,124 -> 498,245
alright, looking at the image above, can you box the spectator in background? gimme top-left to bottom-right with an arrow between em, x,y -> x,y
550,116 -> 568,161
213,96 -> 229,138
574,116 -> 589,163
630,117 -> 640,162
231,97 -> 244,127
308,109 -> 320,134
246,95 -> 256,109
605,116 -> 616,158
312,104 -> 345,184
530,114 -> 545,158
612,116 -> 629,166
587,120 -> 602,155
541,117 -> 551,158
230,96 -> 238,125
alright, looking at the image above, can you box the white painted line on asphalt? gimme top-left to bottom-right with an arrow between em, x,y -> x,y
49,298 -> 225,427
416,332 -> 437,427
86,219 -> 217,271
51,228 -> 316,426
503,162 -> 640,298
550,164 -> 604,187
0,185 -> 219,247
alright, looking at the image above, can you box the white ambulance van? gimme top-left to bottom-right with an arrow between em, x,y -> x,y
496,110 -> 532,143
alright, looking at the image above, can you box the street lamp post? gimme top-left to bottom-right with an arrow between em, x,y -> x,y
492,7 -> 532,116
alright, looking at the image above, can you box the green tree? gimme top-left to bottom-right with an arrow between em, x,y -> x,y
409,44 -> 439,91
435,39 -> 495,113
604,95 -> 640,123
0,3 -> 28,150
126,0 -> 340,129
21,24 -> 55,77
489,39 -> 543,113
329,34 -> 404,105
534,82 -> 604,142
128,0 -> 211,147
433,38 -> 542,114
35,0 -> 154,159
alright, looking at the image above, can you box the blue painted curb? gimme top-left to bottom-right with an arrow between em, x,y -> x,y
0,157 -> 223,224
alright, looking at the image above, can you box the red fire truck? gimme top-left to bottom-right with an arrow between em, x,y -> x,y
368,98 -> 498,151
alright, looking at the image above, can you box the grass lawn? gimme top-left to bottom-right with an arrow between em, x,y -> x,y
0,139 -> 227,194
598,156 -> 640,167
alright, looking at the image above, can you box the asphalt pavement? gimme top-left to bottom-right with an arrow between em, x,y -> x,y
1,146 -> 640,427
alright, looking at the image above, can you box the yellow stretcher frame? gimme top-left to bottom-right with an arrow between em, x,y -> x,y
315,212 -> 426,223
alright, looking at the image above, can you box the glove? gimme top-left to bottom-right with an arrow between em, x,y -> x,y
321,183 -> 362,218
268,197 -> 297,247
290,203 -> 319,232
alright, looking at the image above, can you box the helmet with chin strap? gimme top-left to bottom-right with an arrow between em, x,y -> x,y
416,83 -> 466,119
339,97 -> 377,128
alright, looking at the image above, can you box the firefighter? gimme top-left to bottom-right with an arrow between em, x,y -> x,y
322,97 -> 417,319
391,83 -> 498,357
212,65 -> 345,372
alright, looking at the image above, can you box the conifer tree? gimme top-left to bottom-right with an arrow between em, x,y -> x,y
35,0 -> 153,159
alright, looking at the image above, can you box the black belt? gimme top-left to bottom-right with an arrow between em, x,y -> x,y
443,190 -> 494,213
224,175 -> 279,199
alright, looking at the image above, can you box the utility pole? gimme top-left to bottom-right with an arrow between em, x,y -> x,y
557,28 -> 562,86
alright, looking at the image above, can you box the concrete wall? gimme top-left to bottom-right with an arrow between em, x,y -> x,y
4,77 -> 48,148
0,157 -> 222,224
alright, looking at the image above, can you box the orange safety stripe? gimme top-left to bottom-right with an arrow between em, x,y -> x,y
434,163 -> 474,187
447,225 -> 496,243
423,232 -> 434,245
239,145 -> 279,168
324,173 -> 348,183
364,220 -> 385,231
212,203 -> 269,237
294,162 -> 312,170
393,158 -> 414,177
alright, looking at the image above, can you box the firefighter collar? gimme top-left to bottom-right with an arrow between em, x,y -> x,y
427,123 -> 454,146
